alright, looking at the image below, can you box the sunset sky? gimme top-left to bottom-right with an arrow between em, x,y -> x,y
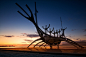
0,0 -> 86,48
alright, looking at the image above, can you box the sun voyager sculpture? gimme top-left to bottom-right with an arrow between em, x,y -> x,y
16,2 -> 84,49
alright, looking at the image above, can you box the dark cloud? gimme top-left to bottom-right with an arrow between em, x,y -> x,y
27,34 -> 39,38
82,29 -> 86,32
76,38 -> 81,40
71,29 -> 76,31
5,35 -> 14,37
83,35 -> 86,36
21,33 -> 39,38
0,35 -> 14,37
24,39 -> 32,42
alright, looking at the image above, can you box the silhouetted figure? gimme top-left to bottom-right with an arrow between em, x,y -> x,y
42,24 -> 50,33
61,27 -> 67,37
47,28 -> 54,36
52,31 -> 56,37
55,30 -> 59,37
58,29 -> 61,37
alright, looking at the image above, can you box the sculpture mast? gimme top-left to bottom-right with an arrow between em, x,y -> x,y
60,17 -> 67,37
35,2 -> 38,25
60,17 -> 63,28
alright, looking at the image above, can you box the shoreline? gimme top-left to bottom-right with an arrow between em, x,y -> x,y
0,48 -> 86,56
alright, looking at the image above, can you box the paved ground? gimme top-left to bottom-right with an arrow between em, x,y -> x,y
0,50 -> 85,57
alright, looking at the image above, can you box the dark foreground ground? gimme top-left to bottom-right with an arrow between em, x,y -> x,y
0,48 -> 86,57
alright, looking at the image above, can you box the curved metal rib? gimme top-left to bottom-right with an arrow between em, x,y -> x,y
26,4 -> 33,16
34,41 -> 43,47
44,44 -> 47,47
16,3 -> 35,23
39,42 -> 45,47
27,38 -> 41,48
15,3 -> 30,17
17,11 -> 28,19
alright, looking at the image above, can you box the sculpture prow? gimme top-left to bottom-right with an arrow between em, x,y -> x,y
15,3 -> 49,39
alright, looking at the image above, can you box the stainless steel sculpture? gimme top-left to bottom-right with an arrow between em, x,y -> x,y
16,2 -> 84,49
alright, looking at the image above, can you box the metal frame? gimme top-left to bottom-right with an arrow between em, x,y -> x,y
16,2 -> 84,49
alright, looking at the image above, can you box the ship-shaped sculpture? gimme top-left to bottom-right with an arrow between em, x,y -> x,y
16,2 -> 84,49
